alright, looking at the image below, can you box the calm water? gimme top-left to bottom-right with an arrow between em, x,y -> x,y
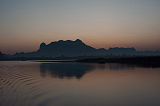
0,61 -> 160,106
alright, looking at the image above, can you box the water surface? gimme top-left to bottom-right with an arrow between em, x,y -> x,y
0,61 -> 160,106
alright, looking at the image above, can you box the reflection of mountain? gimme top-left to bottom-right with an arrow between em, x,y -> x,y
39,62 -> 160,80
106,63 -> 135,70
39,62 -> 137,79
40,63 -> 95,79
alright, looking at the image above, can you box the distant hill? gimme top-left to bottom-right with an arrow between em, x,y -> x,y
0,51 -> 5,57
1,39 -> 160,60
15,39 -> 107,58
107,47 -> 137,55
36,39 -> 108,57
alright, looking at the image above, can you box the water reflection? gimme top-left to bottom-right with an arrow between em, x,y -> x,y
107,63 -> 135,71
40,62 -> 137,79
40,62 -> 95,79
1,61 -> 160,106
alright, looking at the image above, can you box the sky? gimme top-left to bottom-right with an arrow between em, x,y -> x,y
0,0 -> 160,54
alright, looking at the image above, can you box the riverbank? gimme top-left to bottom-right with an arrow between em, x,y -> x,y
76,56 -> 160,68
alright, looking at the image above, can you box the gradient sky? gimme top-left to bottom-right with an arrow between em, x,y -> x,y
0,0 -> 160,54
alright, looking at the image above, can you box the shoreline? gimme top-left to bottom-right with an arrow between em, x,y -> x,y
1,56 -> 160,67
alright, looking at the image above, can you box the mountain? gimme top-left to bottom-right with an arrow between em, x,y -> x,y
107,47 -> 137,55
108,47 -> 136,52
15,39 -> 107,58
36,39 -> 108,57
1,39 -> 160,61
0,51 -> 4,58
9,39 -> 160,59
0,51 -> 2,55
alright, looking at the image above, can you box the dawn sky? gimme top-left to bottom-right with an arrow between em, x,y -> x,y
0,0 -> 160,54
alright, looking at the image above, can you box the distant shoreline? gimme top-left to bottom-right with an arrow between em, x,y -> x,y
76,56 -> 160,68
34,56 -> 160,68
1,56 -> 160,68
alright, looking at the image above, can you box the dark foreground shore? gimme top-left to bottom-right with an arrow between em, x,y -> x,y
31,56 -> 160,68
76,56 -> 160,68
1,56 -> 160,68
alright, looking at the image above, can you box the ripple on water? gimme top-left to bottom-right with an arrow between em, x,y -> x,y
1,61 -> 160,106
0,62 -> 47,106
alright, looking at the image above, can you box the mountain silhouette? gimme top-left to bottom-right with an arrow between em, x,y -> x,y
37,39 -> 100,57
107,47 -> 136,55
0,51 -> 7,60
1,39 -> 159,60
15,39 -> 107,58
